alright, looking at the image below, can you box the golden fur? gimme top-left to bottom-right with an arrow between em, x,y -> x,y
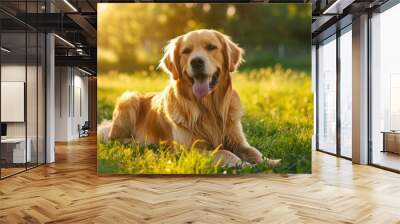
108,29 -> 276,166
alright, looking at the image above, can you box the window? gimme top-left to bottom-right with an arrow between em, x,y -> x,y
339,27 -> 352,158
371,3 -> 400,171
317,35 -> 337,154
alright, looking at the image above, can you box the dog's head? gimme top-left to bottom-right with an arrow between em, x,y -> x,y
159,29 -> 244,98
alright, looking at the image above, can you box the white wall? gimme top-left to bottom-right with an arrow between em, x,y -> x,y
1,65 -> 32,138
72,73 -> 89,138
55,67 -> 69,141
54,67 -> 89,141
1,64 -> 36,137
1,65 -> 26,141
1,63 -> 46,164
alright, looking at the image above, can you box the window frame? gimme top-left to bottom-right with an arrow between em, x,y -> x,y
315,23 -> 353,161
367,0 -> 400,173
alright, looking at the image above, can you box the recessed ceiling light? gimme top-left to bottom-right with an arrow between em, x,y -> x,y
78,67 -> 93,76
323,0 -> 354,15
1,47 -> 11,53
54,34 -> 75,48
63,0 -> 78,12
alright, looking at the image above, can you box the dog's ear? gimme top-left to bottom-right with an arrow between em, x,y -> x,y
215,31 -> 244,73
159,36 -> 182,80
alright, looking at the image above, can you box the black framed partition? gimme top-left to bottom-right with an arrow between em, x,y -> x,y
338,25 -> 352,159
315,22 -> 353,160
0,0 -> 47,179
316,34 -> 337,156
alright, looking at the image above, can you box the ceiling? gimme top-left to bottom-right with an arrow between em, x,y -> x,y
1,0 -> 98,74
311,0 -> 391,43
0,0 -> 393,74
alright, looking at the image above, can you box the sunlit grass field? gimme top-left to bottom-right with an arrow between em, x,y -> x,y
97,65 -> 313,174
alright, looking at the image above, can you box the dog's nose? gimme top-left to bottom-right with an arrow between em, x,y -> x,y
190,57 -> 204,70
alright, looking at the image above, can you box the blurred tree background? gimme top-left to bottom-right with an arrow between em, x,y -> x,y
98,3 -> 311,73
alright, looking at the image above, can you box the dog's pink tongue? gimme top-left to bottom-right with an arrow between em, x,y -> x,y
193,79 -> 210,98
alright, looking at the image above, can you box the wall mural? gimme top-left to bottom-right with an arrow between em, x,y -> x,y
97,3 -> 312,174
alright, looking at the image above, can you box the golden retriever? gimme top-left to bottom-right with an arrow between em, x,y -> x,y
106,29 -> 279,167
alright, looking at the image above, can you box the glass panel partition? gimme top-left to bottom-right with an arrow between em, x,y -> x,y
339,27 -> 352,158
371,3 -> 400,171
317,35 -> 337,154
0,2 -> 46,179
1,31 -> 28,177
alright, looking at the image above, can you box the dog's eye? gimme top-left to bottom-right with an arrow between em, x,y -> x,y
182,48 -> 192,54
206,44 -> 217,51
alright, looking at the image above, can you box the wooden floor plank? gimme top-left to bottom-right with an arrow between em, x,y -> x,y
0,135 -> 399,223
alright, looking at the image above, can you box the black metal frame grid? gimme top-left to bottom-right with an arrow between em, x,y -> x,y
315,21 -> 352,161
314,0 -> 400,172
367,1 -> 400,173
0,0 -> 47,180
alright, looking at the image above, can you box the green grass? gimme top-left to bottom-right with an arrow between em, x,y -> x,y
97,140 -> 274,174
98,65 -> 313,174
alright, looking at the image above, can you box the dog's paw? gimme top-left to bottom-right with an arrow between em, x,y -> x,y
241,161 -> 252,167
251,151 -> 264,164
265,158 -> 281,168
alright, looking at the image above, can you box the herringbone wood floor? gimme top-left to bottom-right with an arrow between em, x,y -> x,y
0,136 -> 400,224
